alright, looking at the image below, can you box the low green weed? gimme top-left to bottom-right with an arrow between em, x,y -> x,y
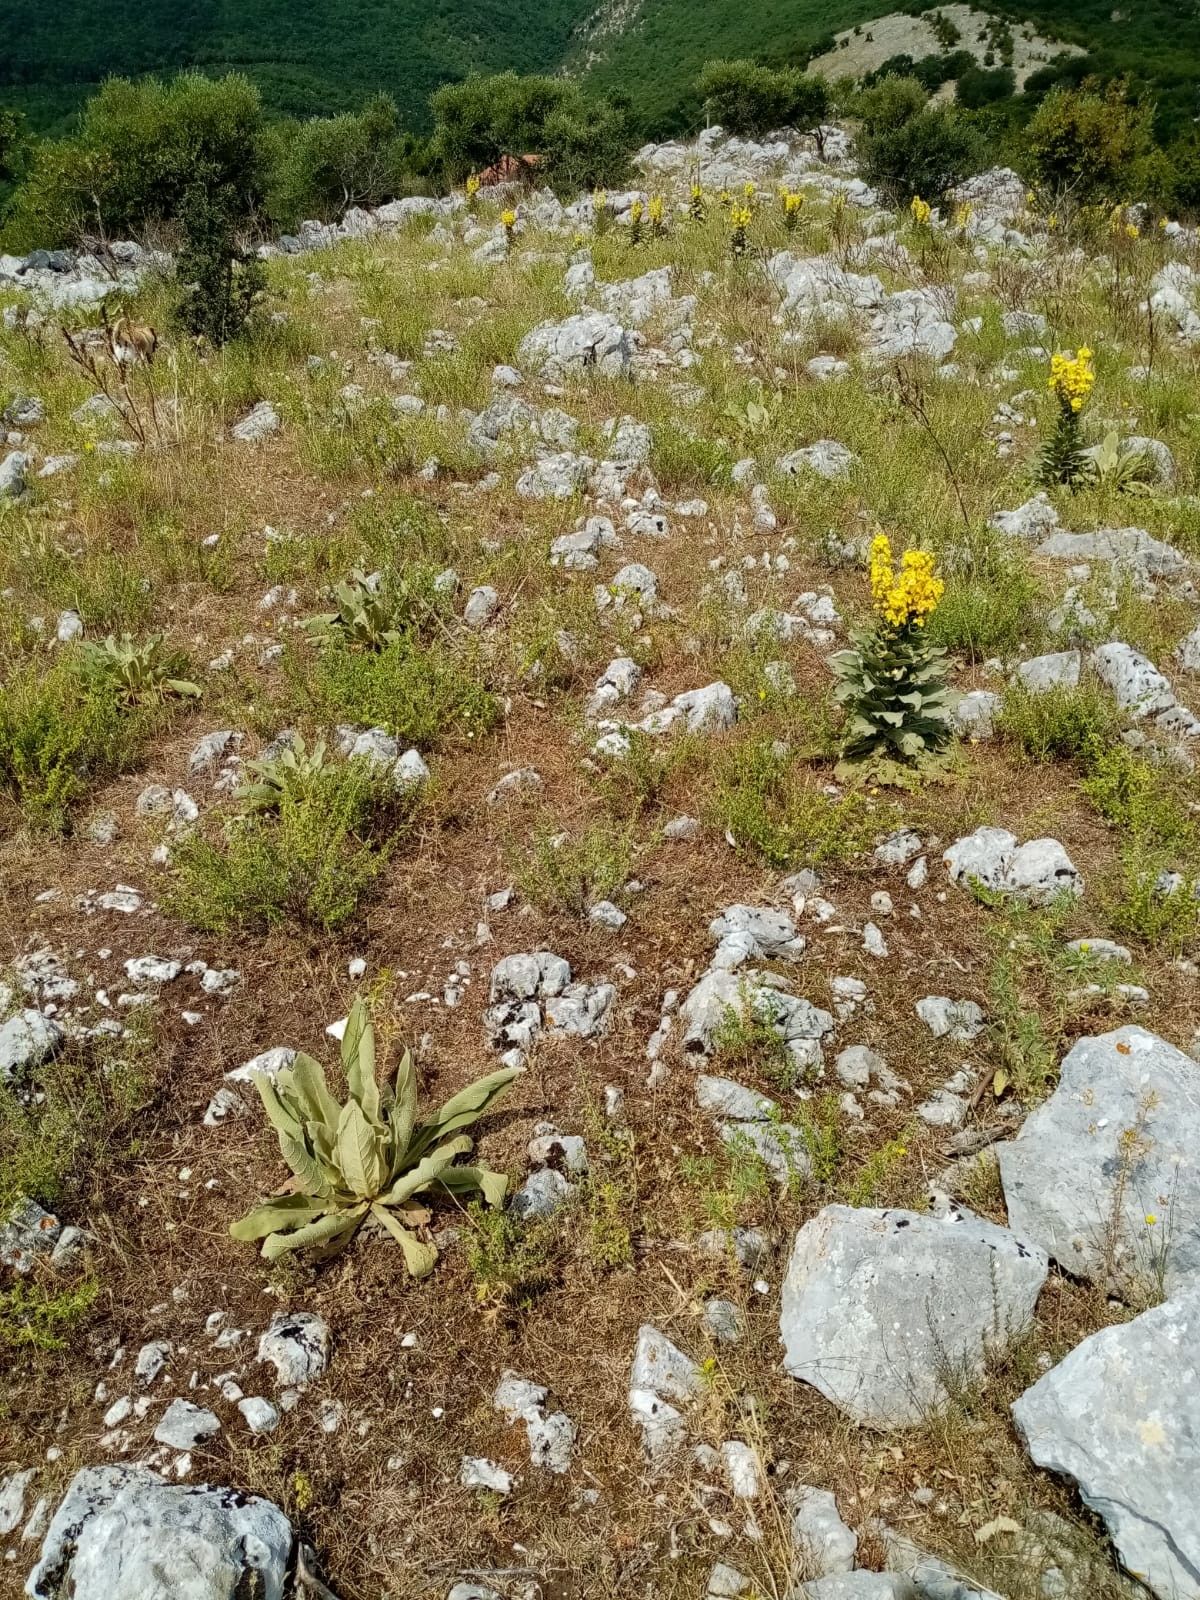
709,737 -> 875,868
168,759 -> 412,932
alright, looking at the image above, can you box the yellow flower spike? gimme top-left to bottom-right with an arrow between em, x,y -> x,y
465,174 -> 481,199
501,208 -> 517,230
867,533 -> 943,629
910,195 -> 932,227
1048,347 -> 1096,415
743,181 -> 756,200
648,195 -> 665,226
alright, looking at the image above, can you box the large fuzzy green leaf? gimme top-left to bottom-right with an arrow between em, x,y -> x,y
336,1099 -> 388,1198
371,1203 -> 438,1277
229,1193 -> 328,1242
391,1048 -> 418,1160
409,1065 -> 523,1159
341,999 -> 380,1122
434,1163 -> 509,1208
285,1052 -> 341,1143
380,1134 -> 473,1205
254,1074 -> 305,1142
261,1206 -> 366,1262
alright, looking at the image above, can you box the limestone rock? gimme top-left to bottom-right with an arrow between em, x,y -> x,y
1012,1285 -> 1200,1600
25,1464 -> 293,1600
997,1025 -> 1200,1295
780,1205 -> 1047,1427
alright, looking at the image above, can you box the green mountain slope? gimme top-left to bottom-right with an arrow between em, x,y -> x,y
0,0 -> 595,130
1,0 -> 1197,136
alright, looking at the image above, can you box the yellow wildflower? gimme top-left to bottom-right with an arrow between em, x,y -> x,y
1048,347 -> 1095,413
592,189 -> 607,215
629,198 -> 644,223
910,195 -> 932,227
1145,1214 -> 1158,1226
648,195 -> 665,227
465,174 -> 481,199
869,533 -> 943,629
1125,222 -> 1140,240
743,181 -> 757,200
953,201 -> 974,230
501,208 -> 517,230
781,189 -> 804,216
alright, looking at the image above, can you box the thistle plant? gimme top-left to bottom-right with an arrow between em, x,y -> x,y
628,198 -> 644,245
1039,346 -> 1095,489
830,533 -> 952,783
78,633 -> 200,706
231,999 -> 520,1273
729,204 -> 752,257
780,188 -> 804,232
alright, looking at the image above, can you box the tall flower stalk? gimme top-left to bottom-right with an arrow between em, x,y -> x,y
1040,346 -> 1095,488
831,534 -> 952,783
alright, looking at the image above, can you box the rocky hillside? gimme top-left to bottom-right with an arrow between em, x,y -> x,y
2,123 -> 1200,1600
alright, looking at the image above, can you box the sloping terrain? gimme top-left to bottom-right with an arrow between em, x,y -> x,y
2,132 -> 1200,1600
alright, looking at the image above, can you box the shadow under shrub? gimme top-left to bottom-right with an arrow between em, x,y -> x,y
168,760 -> 413,932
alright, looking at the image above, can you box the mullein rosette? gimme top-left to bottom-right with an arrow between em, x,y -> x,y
831,534 -> 953,783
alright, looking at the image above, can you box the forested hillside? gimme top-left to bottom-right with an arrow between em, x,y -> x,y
0,0 -> 595,129
2,0 -> 1199,136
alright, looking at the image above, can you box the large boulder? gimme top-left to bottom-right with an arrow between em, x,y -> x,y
997,1026 -> 1200,1296
25,1465 -> 294,1600
517,312 -> 636,381
1012,1285 -> 1200,1600
780,1205 -> 1047,1427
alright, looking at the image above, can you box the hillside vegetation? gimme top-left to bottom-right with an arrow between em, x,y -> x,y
3,109 -> 1200,1600
1,0 -> 1198,135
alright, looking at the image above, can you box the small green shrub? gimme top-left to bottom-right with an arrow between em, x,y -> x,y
1103,845 -> 1200,950
928,537 -> 1044,661
0,654 -> 161,832
1081,745 -> 1197,851
997,679 -> 1120,766
712,996 -> 797,1092
853,76 -> 980,202
465,1200 -> 565,1311
169,759 -> 410,932
290,634 -> 497,749
513,819 -> 635,917
710,738 -> 874,867
232,999 -> 520,1273
0,1277 -> 99,1352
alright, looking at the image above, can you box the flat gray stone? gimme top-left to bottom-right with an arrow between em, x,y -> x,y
26,1464 -> 293,1599
997,1025 -> 1200,1295
797,1577 -> 918,1599
153,1399 -> 220,1451
789,1485 -> 857,1576
257,1310 -> 329,1387
1091,641 -> 1176,719
0,1009 -> 64,1082
1012,1285 -> 1200,1600
780,1205 -> 1047,1427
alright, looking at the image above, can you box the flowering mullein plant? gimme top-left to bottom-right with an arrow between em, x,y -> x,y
648,194 -> 666,237
1040,346 -> 1095,488
780,188 -> 804,232
688,181 -> 707,223
728,204 -> 752,256
628,197 -> 644,245
831,534 -> 952,783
